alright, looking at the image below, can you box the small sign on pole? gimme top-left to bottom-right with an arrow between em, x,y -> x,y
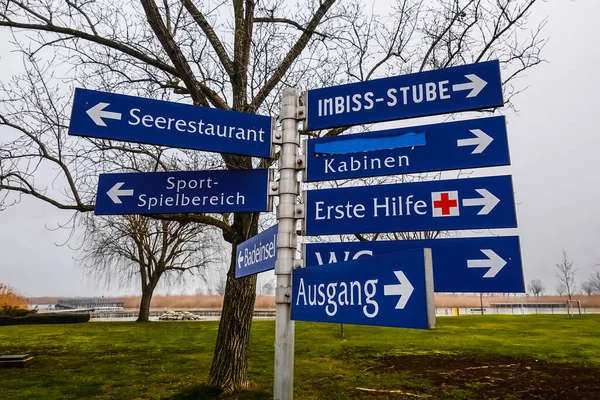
292,249 -> 435,330
69,88 -> 274,158
95,169 -> 271,215
305,60 -> 503,130
304,175 -> 517,235
305,116 -> 510,182
236,225 -> 278,278
304,236 -> 524,293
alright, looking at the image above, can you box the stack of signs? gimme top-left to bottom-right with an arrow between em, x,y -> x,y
69,88 -> 274,216
294,59 -> 523,330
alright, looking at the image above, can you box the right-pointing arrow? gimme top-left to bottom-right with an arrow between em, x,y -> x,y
457,129 -> 494,154
384,271 -> 414,309
462,189 -> 500,215
467,249 -> 507,278
86,102 -> 122,127
452,74 -> 488,98
107,182 -> 134,204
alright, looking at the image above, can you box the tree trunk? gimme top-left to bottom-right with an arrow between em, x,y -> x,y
208,248 -> 257,391
208,214 -> 258,392
137,277 -> 159,322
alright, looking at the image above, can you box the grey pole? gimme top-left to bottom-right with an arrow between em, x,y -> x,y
274,88 -> 301,400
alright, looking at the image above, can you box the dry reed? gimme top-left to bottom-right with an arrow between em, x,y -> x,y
0,283 -> 28,308
30,293 -> 600,310
435,294 -> 600,308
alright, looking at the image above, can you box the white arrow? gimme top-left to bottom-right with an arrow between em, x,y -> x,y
86,102 -> 122,127
462,189 -> 500,215
384,271 -> 414,310
107,182 -> 134,204
237,252 -> 244,269
457,129 -> 493,154
452,74 -> 487,98
468,249 -> 507,278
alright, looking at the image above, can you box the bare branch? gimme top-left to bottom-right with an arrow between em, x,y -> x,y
140,0 -> 209,106
250,0 -> 336,112
0,181 -> 93,211
419,0 -> 477,72
0,20 -> 181,77
182,0 -> 234,78
254,17 -> 330,39
150,213 -> 233,236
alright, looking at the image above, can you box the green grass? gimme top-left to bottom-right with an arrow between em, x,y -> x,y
0,315 -> 599,399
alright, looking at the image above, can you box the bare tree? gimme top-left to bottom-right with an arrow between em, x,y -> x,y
81,215 -> 219,321
257,276 -> 275,296
0,0 -> 546,390
587,270 -> 600,293
581,281 -> 594,296
262,279 -> 275,296
212,270 -> 228,296
555,249 -> 576,300
556,283 -> 566,297
527,279 -> 545,297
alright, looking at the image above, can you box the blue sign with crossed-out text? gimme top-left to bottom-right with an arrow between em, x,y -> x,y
304,236 -> 524,293
95,169 -> 270,216
292,249 -> 435,329
69,88 -> 273,158
305,60 -> 503,130
305,116 -> 509,182
236,225 -> 278,279
304,175 -> 517,235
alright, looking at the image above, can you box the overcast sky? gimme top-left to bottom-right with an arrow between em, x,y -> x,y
1,0 -> 599,297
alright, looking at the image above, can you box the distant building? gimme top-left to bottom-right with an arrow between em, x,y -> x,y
55,297 -> 124,311
490,303 -> 566,309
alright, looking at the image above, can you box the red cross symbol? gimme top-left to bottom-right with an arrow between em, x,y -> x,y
432,191 -> 460,217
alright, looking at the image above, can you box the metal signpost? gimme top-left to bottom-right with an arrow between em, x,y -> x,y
290,61 -> 513,399
305,60 -> 503,130
69,58 -> 522,400
69,88 -> 273,158
95,169 -> 271,215
304,175 -> 517,235
305,116 -> 509,182
304,236 -> 524,293
292,249 -> 435,330
236,225 -> 279,279
273,89 -> 302,400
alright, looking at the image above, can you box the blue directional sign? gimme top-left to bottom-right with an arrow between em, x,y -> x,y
95,169 -> 270,215
292,249 -> 435,329
304,175 -> 516,235
305,116 -> 509,182
306,60 -> 503,130
69,88 -> 273,158
304,236 -> 524,293
236,225 -> 278,278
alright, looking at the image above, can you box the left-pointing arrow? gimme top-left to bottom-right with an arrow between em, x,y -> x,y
384,271 -> 414,309
86,102 -> 122,127
107,182 -> 134,204
457,129 -> 493,154
462,188 -> 499,215
467,249 -> 507,278
237,252 -> 244,269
